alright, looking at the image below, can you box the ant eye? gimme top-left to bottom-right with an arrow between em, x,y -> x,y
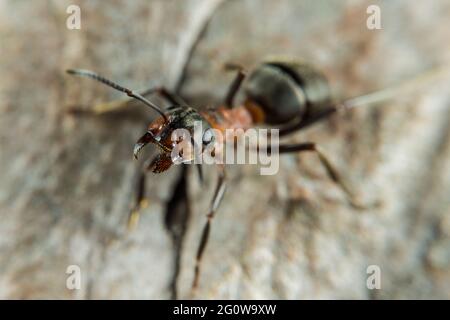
202,129 -> 214,145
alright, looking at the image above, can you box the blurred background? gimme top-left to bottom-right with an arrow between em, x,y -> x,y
0,0 -> 449,299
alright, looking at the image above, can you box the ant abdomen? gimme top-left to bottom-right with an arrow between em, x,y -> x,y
244,58 -> 333,125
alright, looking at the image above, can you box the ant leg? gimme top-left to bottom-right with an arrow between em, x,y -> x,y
127,169 -> 149,231
223,63 -> 246,108
191,165 -> 227,292
270,142 -> 366,209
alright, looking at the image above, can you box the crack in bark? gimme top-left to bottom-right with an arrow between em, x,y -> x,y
168,0 -> 227,92
164,165 -> 190,299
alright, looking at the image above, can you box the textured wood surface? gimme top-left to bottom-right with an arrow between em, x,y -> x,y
0,0 -> 449,299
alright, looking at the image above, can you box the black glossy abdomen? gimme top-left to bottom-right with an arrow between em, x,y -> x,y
244,59 -> 332,125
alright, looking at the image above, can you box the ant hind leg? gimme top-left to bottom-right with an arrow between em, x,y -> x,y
273,142 -> 370,209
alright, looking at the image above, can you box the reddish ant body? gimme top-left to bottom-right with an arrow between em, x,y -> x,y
67,56 -> 448,293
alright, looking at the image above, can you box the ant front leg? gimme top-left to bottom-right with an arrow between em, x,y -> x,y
273,142 -> 367,209
191,164 -> 227,293
223,63 -> 246,108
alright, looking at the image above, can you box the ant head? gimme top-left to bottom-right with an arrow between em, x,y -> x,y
67,69 -> 214,173
133,106 -> 214,173
65,69 -> 214,173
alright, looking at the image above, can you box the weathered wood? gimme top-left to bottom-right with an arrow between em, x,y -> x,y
0,0 -> 449,299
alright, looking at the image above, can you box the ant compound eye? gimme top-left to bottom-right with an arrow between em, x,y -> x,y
202,129 -> 214,145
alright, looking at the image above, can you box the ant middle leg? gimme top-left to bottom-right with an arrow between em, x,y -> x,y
191,164 -> 227,293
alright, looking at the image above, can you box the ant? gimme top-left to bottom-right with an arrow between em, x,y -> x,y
67,56 -> 449,295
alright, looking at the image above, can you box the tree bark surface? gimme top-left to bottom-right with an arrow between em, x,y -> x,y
0,0 -> 449,299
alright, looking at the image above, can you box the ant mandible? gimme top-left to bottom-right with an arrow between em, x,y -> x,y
67,56 -> 449,294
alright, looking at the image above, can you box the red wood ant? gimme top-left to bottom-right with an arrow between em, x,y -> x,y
67,56 -> 449,294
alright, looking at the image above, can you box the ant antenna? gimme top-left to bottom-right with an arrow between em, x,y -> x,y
66,69 -> 168,121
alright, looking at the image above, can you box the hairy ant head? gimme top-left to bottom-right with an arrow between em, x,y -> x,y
133,106 -> 214,173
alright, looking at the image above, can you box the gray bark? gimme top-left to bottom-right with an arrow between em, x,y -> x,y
0,0 -> 449,299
